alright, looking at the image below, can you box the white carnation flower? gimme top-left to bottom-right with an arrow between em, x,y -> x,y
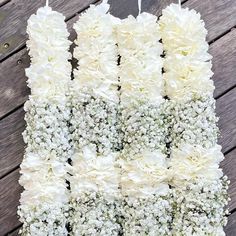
159,3 -> 211,61
27,6 -> 70,61
169,144 -> 224,187
26,62 -> 71,98
119,150 -> 169,198
164,55 -> 214,100
70,146 -> 120,198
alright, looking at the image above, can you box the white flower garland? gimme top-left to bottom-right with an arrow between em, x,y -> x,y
159,3 -> 229,235
116,13 -> 172,235
18,5 -> 72,236
18,2 -> 230,235
69,2 -> 121,235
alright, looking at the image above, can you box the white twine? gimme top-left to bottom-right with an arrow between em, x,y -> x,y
178,0 -> 181,7
46,0 -> 49,7
138,0 -> 142,15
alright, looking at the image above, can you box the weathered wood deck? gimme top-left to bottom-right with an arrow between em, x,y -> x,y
0,0 -> 236,235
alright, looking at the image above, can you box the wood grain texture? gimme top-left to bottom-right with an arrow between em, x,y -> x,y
0,49 -> 29,119
0,107 -> 25,179
216,87 -> 236,154
211,28 -> 236,98
184,0 -> 236,42
0,0 -> 98,61
0,168 -> 22,235
221,148 -> 236,212
225,211 -> 236,236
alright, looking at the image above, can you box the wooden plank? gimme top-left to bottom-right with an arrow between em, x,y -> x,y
0,49 -> 29,119
184,0 -> 236,42
211,29 -> 236,98
216,87 -> 236,154
0,0 -> 98,61
0,168 -> 22,235
0,107 -> 25,179
225,211 -> 236,236
221,148 -> 236,212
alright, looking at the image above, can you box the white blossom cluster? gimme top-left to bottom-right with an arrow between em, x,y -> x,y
160,4 -> 229,235
69,2 -> 121,235
23,98 -> 72,161
70,192 -> 121,236
171,177 -> 229,236
25,6 -> 71,99
18,5 -> 71,236
120,101 -> 168,158
166,94 -> 219,149
70,89 -> 121,155
121,194 -> 172,236
116,13 -> 172,235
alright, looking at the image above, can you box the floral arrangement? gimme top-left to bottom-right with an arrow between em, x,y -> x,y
18,4 -> 72,235
159,3 -> 229,235
18,1 -> 229,235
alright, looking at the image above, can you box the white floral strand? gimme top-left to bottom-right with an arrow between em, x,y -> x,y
70,2 -> 121,235
160,4 -> 229,235
18,5 -> 71,235
116,13 -> 172,235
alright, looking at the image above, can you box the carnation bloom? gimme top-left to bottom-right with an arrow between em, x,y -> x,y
164,55 -> 214,100
119,150 -> 169,198
169,144 -> 224,187
159,3 -> 211,61
70,146 -> 120,198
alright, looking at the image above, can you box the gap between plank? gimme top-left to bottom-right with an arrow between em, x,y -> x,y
0,0 -> 11,8
0,103 -> 24,121
0,165 -> 20,181
4,223 -> 22,236
215,84 -> 236,100
209,27 -> 236,45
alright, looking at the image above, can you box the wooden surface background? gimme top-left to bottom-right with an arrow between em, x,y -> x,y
0,0 -> 236,235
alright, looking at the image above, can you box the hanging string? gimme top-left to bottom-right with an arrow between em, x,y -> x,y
46,0 -> 49,7
138,0 -> 142,15
178,0 -> 181,7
